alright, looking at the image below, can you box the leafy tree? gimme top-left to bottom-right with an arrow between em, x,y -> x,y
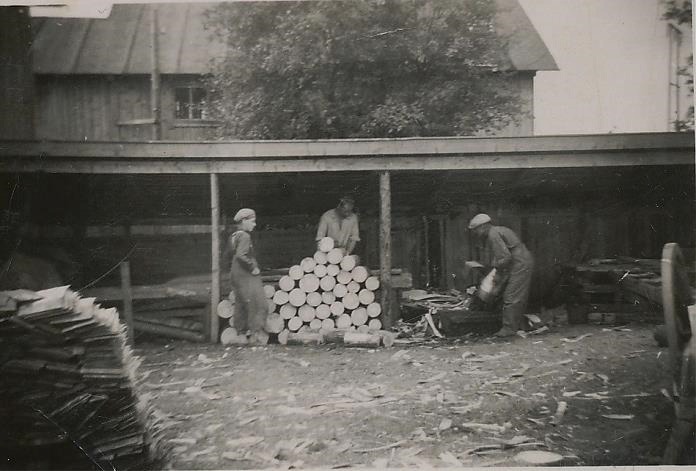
204,0 -> 524,139
663,0 -> 693,131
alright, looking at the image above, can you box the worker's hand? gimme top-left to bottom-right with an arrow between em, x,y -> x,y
251,267 -> 260,276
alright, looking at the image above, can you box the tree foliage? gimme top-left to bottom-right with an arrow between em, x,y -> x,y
204,0 -> 524,139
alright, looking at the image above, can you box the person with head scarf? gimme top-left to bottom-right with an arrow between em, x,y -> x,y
316,196 -> 360,255
468,213 -> 534,337
228,208 -> 268,343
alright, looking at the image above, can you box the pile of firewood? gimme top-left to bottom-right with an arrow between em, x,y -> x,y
0,286 -> 164,469
219,237 -> 394,347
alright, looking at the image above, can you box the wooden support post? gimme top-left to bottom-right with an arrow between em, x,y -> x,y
150,5 -> 161,140
120,261 -> 134,344
379,171 -> 393,328
210,173 -> 221,343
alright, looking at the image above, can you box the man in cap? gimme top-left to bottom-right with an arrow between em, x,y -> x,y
468,213 -> 534,337
316,196 -> 360,255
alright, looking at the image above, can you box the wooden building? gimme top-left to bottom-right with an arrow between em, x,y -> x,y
29,0 -> 557,141
1,133 -> 694,331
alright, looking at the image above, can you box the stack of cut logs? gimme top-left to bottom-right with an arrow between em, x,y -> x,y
219,237 -> 394,347
0,286 -> 164,469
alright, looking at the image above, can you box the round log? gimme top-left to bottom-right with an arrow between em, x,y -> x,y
313,264 -> 328,278
359,289 -> 375,305
298,304 -> 316,322
368,318 -> 382,330
357,325 -> 370,333
278,329 -> 289,345
289,265 -> 304,280
336,271 -> 352,285
326,264 -> 340,277
265,314 -> 284,334
346,281 -> 361,294
351,307 -> 368,326
299,274 -> 320,293
287,332 -> 324,345
343,293 -> 360,310
279,275 -> 295,292
340,255 -> 357,272
318,237 -> 335,253
364,275 -> 380,291
316,304 -> 331,319
333,283 -> 348,298
263,284 -> 276,298
300,257 -> 317,273
221,327 -> 246,345
266,298 -> 276,314
319,275 -> 337,292
321,318 -> 335,330
321,291 -> 336,305
298,325 -> 309,333
309,318 -> 323,331
352,267 -> 369,284
367,302 -> 382,318
343,332 -> 381,347
306,291 -> 322,307
228,290 -> 236,303
314,250 -> 328,265
217,300 -> 234,319
327,248 -> 344,265
330,301 -> 345,317
288,288 -> 307,307
273,290 -> 290,306
514,451 -> 564,466
279,303 -> 297,320
336,313 -> 352,329
228,317 -> 235,328
379,330 -> 396,347
287,316 -> 303,332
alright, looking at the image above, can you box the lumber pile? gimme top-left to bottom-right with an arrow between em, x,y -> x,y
219,237 -> 394,346
0,286 -> 164,469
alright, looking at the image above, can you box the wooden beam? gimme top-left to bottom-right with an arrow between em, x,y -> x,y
0,132 -> 691,159
3,150 -> 691,175
210,173 -> 221,343
379,171 -> 393,328
150,5 -> 161,140
119,261 -> 134,344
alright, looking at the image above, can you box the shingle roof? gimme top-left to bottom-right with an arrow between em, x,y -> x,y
31,1 -> 557,75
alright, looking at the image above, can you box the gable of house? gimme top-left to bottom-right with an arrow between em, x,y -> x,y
31,0 -> 557,75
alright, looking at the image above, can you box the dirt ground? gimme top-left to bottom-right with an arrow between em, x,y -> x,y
136,323 -> 685,469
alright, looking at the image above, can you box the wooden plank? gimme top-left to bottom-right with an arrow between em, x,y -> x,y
119,261 -> 134,344
0,132 -> 692,159
4,149 -> 691,174
379,171 -> 393,328
210,172 -> 221,343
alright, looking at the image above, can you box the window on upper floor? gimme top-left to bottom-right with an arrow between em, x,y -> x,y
175,86 -> 208,120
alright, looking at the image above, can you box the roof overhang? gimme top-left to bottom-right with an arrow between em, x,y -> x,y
0,132 -> 692,175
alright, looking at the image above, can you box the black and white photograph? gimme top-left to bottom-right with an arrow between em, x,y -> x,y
0,0 -> 694,469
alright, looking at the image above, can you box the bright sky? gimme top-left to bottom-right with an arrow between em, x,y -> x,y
520,0 -> 693,135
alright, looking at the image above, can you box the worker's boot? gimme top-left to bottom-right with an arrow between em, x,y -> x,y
493,326 -> 516,337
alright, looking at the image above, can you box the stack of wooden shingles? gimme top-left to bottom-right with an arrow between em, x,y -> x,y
0,286 -> 164,469
219,237 -> 394,347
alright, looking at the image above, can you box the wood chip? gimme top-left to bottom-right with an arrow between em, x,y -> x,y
352,439 -> 408,453
601,414 -> 635,420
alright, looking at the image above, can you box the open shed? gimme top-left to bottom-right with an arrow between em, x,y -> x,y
1,131 -> 694,341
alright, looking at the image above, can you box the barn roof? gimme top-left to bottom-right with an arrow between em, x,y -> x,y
30,0 -> 557,75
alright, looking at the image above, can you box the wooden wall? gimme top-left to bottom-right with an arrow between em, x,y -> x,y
35,75 -> 217,141
34,73 -> 535,141
0,7 -> 34,140
3,163 -> 693,307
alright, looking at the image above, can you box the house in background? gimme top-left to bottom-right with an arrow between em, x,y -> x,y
29,0 -> 557,142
